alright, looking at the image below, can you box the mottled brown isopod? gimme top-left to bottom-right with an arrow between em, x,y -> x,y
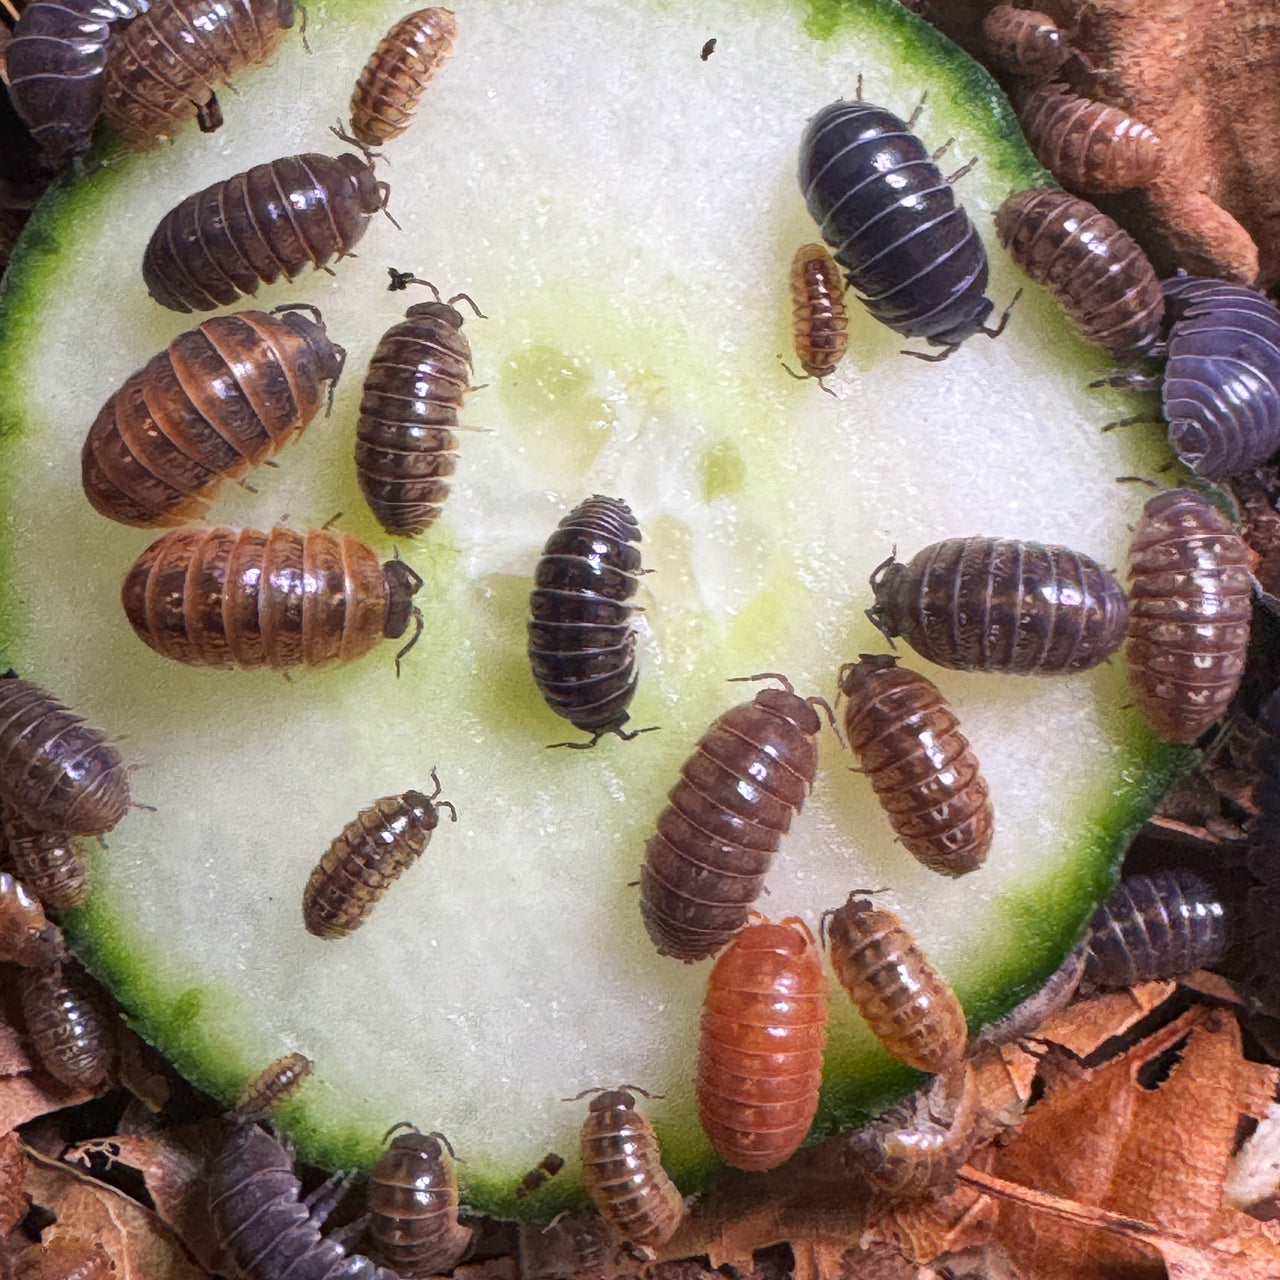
696,916 -> 827,1171
822,893 -> 967,1075
981,6 -> 1072,78
121,525 -> 423,672
349,7 -> 457,148
235,1051 -> 314,1120
302,774 -> 455,939
20,960 -> 111,1088
1126,489 -> 1254,743
838,655 -> 992,877
3,806 -> 89,911
784,243 -> 848,389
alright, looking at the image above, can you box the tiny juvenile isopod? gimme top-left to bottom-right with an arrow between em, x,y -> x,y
302,774 -> 456,939
82,306 -> 346,528
20,960 -> 112,1088
121,525 -> 423,672
102,0 -> 296,147
822,892 -> 967,1075
995,187 -> 1164,360
867,537 -> 1129,675
0,674 -> 130,837
783,243 -> 848,390
3,807 -> 89,910
697,916 -> 827,1171
838,655 -> 993,877
0,870 -> 64,968
981,6 -> 1072,78
575,1088 -> 684,1250
639,675 -> 827,962
234,1052 -> 314,1120
349,7 -> 457,148
1018,81 -> 1162,193
142,151 -> 388,313
527,495 -> 648,747
1126,488 -> 1254,743
366,1125 -> 474,1277
356,274 -> 483,538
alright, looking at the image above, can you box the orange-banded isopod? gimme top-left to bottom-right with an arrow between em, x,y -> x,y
0,870 -> 64,968
639,675 -> 827,962
576,1088 -> 684,1249
696,916 -> 827,1171
995,187 -> 1164,360
822,893 -> 967,1075
981,6 -> 1072,78
302,774 -> 455,939
235,1052 -> 314,1119
1018,81 -> 1162,193
349,7 -> 456,148
367,1125 -> 473,1277
838,655 -> 992,877
121,525 -> 423,672
3,807 -> 89,910
784,243 -> 848,389
0,674 -> 130,837
20,960 -> 111,1088
1126,489 -> 1254,743
82,306 -> 346,529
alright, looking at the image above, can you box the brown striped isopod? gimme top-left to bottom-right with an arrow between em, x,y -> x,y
575,1087 -> 684,1250
696,916 -> 827,1171
102,0 -> 296,147
783,243 -> 848,391
639,674 -> 828,962
349,7 -> 457,148
20,960 -> 112,1088
822,893 -> 967,1075
1018,81 -> 1162,193
838,655 -> 992,877
0,674 -> 130,837
356,275 -> 483,538
82,306 -> 346,528
0,870 -> 64,968
142,151 -> 388,313
235,1052 -> 314,1120
981,6 -> 1072,78
302,773 -> 455,939
3,806 -> 89,910
367,1125 -> 474,1277
867,537 -> 1129,675
995,187 -> 1164,360
121,525 -> 424,672
1126,489 -> 1254,743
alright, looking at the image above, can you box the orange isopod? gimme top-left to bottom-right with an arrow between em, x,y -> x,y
981,6 -> 1072,78
235,1052 -> 314,1119
696,916 -> 827,1171
785,243 -> 848,390
0,870 -> 63,968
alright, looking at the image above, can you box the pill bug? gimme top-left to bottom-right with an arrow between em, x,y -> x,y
82,306 -> 346,529
867,537 -> 1129,675
0,870 -> 64,967
797,91 -> 1005,359
527,495 -> 649,747
783,242 -> 848,390
639,674 -> 828,962
3,806 -> 89,910
208,1121 -> 401,1280
1079,869 -> 1227,991
0,673 -> 130,837
302,774 -> 456,940
5,0 -> 148,170
142,151 -> 388,314
121,525 -> 424,672
356,274 -> 483,538
367,1125 -> 474,1277
20,960 -> 111,1088
349,6 -> 456,148
234,1052 -> 314,1120
981,5 -> 1072,78
822,893 -> 967,1075
1126,488 -> 1254,743
838,655 -> 993,877
515,1152 -> 565,1199
1018,81 -> 1162,193
575,1088 -> 684,1250
102,0 -> 295,147
995,187 -> 1163,360
696,916 -> 827,1171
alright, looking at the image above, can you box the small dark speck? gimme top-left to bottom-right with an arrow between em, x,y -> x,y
700,38 -> 716,61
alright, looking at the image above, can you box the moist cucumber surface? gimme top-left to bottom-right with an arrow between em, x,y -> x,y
0,0 -> 1185,1215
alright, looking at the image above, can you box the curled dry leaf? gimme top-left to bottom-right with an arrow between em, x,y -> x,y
0,1130 -> 28,1238
1226,1101 -> 1280,1214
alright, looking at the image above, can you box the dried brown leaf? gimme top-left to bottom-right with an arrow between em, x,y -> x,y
0,1133 -> 27,1237
12,1237 -> 113,1280
1035,981 -> 1177,1059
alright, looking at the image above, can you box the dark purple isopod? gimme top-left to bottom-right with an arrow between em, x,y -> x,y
142,153 -> 387,313
5,0 -> 147,170
1079,869 -> 1227,991
797,95 -> 1003,359
208,1121 -> 401,1280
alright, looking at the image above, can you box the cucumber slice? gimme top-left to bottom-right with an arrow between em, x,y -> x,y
0,0 -> 1188,1215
